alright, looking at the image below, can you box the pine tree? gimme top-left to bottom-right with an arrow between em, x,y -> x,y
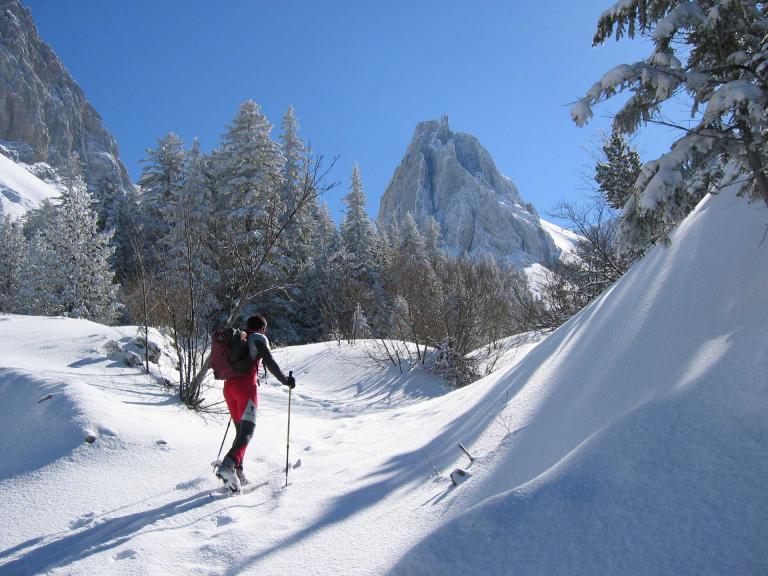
340,163 -> 374,270
93,166 -> 126,232
400,212 -> 428,266
17,231 -> 60,316
22,199 -> 58,240
265,107 -> 328,343
316,202 -> 341,254
217,100 -> 284,238
138,133 -> 186,266
110,181 -> 142,280
55,156 -> 120,323
422,215 -> 442,258
209,101 -> 285,315
595,131 -> 642,210
386,211 -> 439,362
160,139 -> 219,402
161,138 -> 217,307
351,302 -> 371,342
19,156 -> 119,322
280,106 -> 320,269
0,215 -> 27,311
573,0 -> 768,254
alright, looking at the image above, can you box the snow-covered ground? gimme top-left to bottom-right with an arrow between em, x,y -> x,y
540,217 -> 583,254
1,191 -> 767,575
525,218 -> 583,295
0,152 -> 61,218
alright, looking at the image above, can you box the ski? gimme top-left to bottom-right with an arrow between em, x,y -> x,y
209,479 -> 269,498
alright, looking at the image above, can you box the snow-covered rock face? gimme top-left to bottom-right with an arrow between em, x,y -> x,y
378,116 -> 558,267
0,148 -> 61,217
0,1 -> 134,203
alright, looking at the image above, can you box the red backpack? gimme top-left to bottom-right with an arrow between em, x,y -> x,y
210,327 -> 253,380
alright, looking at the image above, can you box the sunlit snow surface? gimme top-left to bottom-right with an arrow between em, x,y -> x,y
0,153 -> 61,218
1,193 -> 767,575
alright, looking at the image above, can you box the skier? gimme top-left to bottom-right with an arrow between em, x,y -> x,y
217,314 -> 296,492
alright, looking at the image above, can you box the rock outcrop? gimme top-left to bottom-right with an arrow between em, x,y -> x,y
377,116 -> 557,268
0,0 -> 133,200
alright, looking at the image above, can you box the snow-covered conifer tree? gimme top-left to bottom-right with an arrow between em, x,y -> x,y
110,181 -> 141,280
93,167 -> 126,232
595,131 -> 642,210
332,164 -> 380,338
208,101 -> 286,324
316,202 -> 341,254
267,106 -> 327,342
56,156 -> 120,323
217,100 -> 284,239
400,212 -> 428,266
160,138 -> 218,312
22,199 -> 58,240
0,216 -> 26,312
422,216 -> 442,259
138,133 -> 186,265
281,107 -> 320,241
17,231 -> 59,316
573,0 -> 768,254
340,163 -> 375,271
20,156 -> 119,323
387,211 -> 438,362
351,302 -> 371,342
160,139 -> 219,402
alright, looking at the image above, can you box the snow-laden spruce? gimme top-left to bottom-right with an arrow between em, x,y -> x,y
572,0 -> 768,254
4,155 -> 120,323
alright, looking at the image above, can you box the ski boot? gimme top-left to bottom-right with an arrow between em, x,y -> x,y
236,464 -> 250,486
215,456 -> 241,493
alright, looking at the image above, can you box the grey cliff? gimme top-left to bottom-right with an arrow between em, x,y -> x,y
0,0 -> 133,197
377,116 -> 558,268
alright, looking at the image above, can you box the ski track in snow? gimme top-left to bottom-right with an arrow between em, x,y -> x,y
0,327 -> 479,576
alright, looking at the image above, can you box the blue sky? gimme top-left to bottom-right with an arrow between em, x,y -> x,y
25,0 -> 675,224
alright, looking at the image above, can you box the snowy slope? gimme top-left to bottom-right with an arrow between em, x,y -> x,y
525,218 -> 583,295
0,321 -> 483,576
0,192 -> 766,576
0,152 -> 61,218
540,217 -> 582,254
392,192 -> 768,575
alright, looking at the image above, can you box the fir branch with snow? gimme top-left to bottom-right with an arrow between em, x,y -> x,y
574,0 -> 768,254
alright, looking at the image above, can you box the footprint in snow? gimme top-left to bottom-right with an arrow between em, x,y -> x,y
215,515 -> 235,527
114,549 -> 138,561
69,512 -> 96,529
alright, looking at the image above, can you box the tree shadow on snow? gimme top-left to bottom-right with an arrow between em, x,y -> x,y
227,346 -> 551,574
0,487 -> 256,575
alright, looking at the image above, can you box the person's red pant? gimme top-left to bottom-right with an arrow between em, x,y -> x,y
223,371 -> 258,466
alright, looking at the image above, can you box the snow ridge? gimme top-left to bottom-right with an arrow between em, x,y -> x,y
392,192 -> 768,575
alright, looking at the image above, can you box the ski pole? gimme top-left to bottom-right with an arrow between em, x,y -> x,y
285,371 -> 293,487
214,418 -> 232,468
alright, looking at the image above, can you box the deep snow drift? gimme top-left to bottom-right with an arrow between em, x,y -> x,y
0,192 -> 766,576
393,192 -> 768,575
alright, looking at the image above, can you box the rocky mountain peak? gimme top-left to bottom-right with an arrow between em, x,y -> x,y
0,0 -> 134,207
377,118 -> 557,268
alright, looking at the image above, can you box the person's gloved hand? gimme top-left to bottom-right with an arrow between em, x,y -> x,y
285,374 -> 296,389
